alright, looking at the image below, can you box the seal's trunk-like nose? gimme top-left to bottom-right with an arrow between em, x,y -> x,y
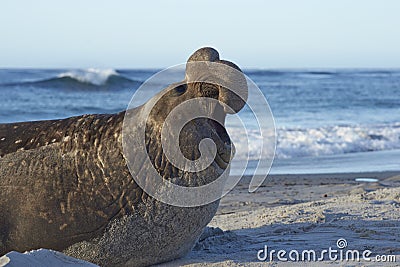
185,47 -> 248,114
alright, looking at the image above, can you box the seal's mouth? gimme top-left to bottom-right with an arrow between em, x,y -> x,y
202,101 -> 233,170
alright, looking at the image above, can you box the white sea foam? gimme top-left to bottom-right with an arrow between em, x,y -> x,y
57,68 -> 119,86
228,122 -> 400,160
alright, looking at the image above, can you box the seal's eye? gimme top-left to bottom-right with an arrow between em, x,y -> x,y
171,84 -> 187,97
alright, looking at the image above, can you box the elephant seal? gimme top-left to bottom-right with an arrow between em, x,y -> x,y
0,47 -> 248,266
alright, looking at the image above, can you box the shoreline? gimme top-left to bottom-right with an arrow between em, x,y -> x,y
235,170 -> 400,183
232,149 -> 400,176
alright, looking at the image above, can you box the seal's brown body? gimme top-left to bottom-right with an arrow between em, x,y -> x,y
0,47 -> 247,266
0,113 -> 128,251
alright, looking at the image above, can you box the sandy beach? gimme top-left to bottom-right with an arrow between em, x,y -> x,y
162,171 -> 400,266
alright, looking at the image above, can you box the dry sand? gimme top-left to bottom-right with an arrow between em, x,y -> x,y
162,172 -> 400,266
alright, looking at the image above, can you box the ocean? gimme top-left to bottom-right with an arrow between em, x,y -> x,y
0,68 -> 399,175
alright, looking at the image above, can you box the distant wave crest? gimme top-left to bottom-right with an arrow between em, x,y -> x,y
4,68 -> 141,90
57,68 -> 120,86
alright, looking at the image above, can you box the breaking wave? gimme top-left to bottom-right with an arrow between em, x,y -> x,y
230,122 -> 400,160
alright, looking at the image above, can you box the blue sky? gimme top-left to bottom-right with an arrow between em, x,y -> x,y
1,0 -> 399,68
